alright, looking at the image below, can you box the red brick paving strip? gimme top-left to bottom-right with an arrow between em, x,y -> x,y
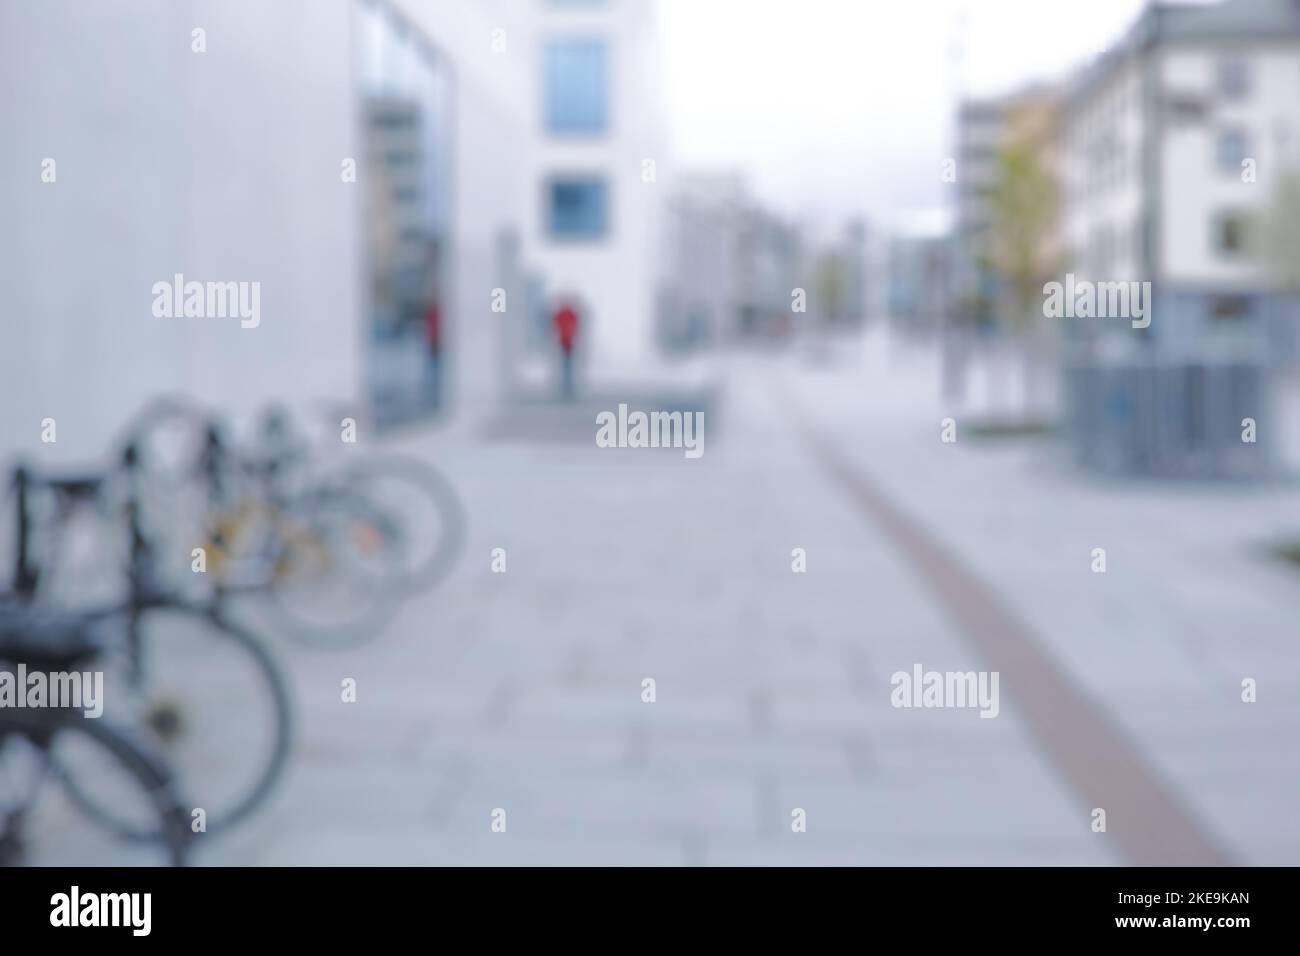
787,396 -> 1233,866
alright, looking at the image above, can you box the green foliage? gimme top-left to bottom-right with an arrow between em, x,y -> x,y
987,137 -> 1059,329
1258,169 -> 1300,293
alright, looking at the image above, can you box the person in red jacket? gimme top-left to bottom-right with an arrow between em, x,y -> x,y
553,301 -> 580,399
423,298 -> 442,406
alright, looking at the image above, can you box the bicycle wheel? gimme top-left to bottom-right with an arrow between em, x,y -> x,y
1,712 -> 190,866
262,486 -> 406,647
341,456 -> 466,595
54,604 -> 292,840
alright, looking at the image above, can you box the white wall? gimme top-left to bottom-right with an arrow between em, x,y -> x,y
0,0 -> 362,463
1062,59 -> 1145,282
1160,43 -> 1300,286
524,0 -> 670,374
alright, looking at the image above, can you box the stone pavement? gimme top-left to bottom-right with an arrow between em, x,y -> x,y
201,334 -> 1129,866
788,330 -> 1300,865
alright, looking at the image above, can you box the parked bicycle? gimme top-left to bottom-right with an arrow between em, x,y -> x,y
0,395 -> 466,864
3,444 -> 292,846
0,603 -> 192,866
178,406 -> 466,647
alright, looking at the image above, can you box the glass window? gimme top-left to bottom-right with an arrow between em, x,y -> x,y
545,39 -> 608,134
1214,211 -> 1249,256
1217,58 -> 1248,99
1210,295 -> 1251,321
548,177 -> 608,238
1216,128 -> 1247,173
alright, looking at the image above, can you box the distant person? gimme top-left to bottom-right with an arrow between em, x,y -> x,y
423,298 -> 442,406
552,301 -> 579,400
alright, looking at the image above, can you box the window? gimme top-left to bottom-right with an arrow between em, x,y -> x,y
1216,128 -> 1247,173
1210,295 -> 1250,322
1167,93 -> 1207,124
1217,58 -> 1249,99
545,39 -> 608,134
548,177 -> 608,238
1214,211 -> 1250,257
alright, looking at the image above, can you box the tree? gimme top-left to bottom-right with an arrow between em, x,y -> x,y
1258,168 -> 1300,296
985,134 -> 1060,420
988,136 -> 1058,333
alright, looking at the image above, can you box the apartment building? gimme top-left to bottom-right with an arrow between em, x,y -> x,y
658,173 -> 743,351
954,96 -> 1007,320
1058,0 -> 1300,475
1062,0 -> 1300,363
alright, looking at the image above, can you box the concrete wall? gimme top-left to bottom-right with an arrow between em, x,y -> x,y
0,0 -> 362,463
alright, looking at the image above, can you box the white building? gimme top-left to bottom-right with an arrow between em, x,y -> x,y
1059,0 -> 1300,475
660,173 -> 809,347
516,0 -> 670,383
658,173 -> 744,352
1061,0 -> 1300,363
0,0 -> 546,460
0,0 -> 364,463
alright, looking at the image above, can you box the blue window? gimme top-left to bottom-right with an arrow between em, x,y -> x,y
1216,128 -> 1247,173
545,39 -> 608,134
548,177 -> 608,238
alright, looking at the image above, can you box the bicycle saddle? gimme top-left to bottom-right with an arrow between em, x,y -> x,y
43,472 -> 104,500
0,606 -> 103,669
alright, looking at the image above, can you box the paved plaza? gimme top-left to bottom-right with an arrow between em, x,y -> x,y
199,333 -> 1300,866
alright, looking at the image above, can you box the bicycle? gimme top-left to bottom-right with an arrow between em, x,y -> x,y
0,605 -> 192,866
3,446 -> 293,841
195,410 -> 466,647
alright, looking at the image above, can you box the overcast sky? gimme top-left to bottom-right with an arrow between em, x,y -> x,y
656,0 -> 1200,232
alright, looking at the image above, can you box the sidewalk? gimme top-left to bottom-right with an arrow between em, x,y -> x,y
202,336 -> 1110,866
788,329 -> 1300,864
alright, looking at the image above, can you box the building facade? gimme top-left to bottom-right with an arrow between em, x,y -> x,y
521,0 -> 669,380
1062,0 -> 1300,363
954,96 -> 1008,325
0,0 -> 365,462
1059,0 -> 1300,474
